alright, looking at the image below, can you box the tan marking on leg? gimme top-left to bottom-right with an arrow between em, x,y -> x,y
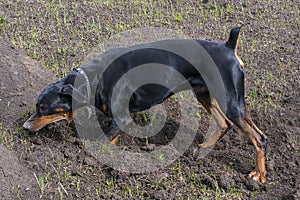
244,111 -> 266,138
197,95 -> 211,114
239,119 -> 266,183
198,97 -> 232,148
211,98 -> 234,127
110,134 -> 120,145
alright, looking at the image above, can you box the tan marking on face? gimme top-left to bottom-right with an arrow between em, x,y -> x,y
26,112 -> 72,131
67,110 -> 77,123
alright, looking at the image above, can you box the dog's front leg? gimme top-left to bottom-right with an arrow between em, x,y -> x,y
107,119 -> 121,145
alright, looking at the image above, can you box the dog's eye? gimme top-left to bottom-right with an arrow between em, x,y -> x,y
36,103 -> 43,109
36,103 -> 44,113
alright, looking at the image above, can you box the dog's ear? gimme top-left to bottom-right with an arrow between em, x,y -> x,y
60,84 -> 88,105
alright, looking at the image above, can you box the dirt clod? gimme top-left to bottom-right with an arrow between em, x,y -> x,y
218,174 -> 235,190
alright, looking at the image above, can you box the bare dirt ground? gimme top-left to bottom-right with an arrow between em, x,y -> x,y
0,39 -> 56,199
0,0 -> 299,199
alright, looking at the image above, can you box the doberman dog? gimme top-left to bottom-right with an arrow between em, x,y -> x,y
23,27 -> 267,183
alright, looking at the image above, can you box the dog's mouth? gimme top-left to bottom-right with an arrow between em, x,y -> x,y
23,112 -> 74,132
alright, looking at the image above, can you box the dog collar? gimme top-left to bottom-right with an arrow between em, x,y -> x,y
76,68 -> 92,103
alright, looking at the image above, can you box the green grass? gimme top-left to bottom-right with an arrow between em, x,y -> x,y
1,0 -> 243,75
0,123 -> 15,149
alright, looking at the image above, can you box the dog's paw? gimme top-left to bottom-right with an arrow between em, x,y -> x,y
248,169 -> 266,183
197,140 -> 216,148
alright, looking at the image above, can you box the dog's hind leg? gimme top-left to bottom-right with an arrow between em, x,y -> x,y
197,94 -> 233,148
106,119 -> 121,145
237,115 -> 267,183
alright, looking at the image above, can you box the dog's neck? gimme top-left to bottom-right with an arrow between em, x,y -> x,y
76,68 -> 92,102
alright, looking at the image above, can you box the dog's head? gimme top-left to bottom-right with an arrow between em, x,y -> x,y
23,73 -> 88,132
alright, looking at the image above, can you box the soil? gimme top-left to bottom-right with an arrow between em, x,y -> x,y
0,39 -> 56,199
0,144 -> 38,199
0,1 -> 299,200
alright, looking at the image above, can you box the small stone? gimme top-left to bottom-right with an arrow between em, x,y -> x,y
267,159 -> 275,171
31,138 -> 42,145
19,101 -> 27,107
244,179 -> 260,191
71,169 -> 81,177
219,174 -> 235,190
63,151 -> 70,158
269,92 -> 275,98
141,144 -> 156,151
73,139 -> 83,148
84,156 -> 96,166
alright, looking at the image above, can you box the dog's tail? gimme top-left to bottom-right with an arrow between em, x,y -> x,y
225,26 -> 241,50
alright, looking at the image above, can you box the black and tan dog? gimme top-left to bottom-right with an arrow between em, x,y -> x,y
23,27 -> 267,183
